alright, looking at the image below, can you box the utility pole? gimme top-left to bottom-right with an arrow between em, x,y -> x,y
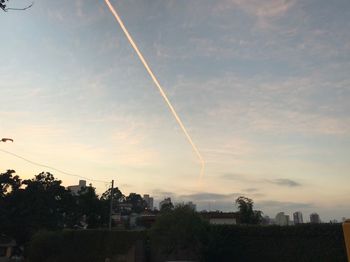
109,179 -> 114,230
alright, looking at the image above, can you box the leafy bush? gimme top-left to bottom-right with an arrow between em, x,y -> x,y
202,224 -> 347,262
27,230 -> 147,262
25,223 -> 347,262
149,205 -> 208,261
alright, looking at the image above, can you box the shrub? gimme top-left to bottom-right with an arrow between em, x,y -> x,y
27,229 -> 147,262
202,224 -> 347,262
150,205 -> 208,261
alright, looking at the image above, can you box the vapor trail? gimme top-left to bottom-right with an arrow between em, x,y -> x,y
105,0 -> 205,178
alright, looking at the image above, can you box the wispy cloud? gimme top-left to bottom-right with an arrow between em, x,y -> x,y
245,188 -> 259,192
179,192 -> 240,202
220,173 -> 302,187
215,0 -> 297,29
267,178 -> 301,187
256,200 -> 313,210
229,0 -> 296,18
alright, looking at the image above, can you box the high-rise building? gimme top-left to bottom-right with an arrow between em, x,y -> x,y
275,212 -> 289,226
310,213 -> 321,223
293,211 -> 304,224
143,194 -> 154,210
67,180 -> 86,195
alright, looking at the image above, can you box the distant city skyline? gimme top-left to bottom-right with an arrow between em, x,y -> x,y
1,0 -> 350,221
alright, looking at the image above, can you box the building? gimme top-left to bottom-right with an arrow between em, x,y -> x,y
67,180 -> 86,195
201,212 -> 238,225
159,197 -> 172,210
143,194 -> 154,210
293,211 -> 304,224
275,212 -> 290,226
310,213 -> 321,223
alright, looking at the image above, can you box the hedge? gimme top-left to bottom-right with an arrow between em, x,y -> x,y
202,224 -> 347,262
25,224 -> 347,262
26,230 -> 147,262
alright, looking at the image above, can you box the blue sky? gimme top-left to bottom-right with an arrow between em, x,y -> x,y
1,0 -> 350,221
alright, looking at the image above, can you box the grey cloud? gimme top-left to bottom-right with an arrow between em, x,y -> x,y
152,189 -> 176,198
251,193 -> 266,198
179,192 -> 240,202
245,188 -> 259,192
220,173 -> 247,181
267,178 -> 301,187
256,200 -> 314,210
221,173 -> 301,188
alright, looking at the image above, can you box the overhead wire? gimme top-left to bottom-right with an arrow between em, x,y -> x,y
0,148 -> 108,184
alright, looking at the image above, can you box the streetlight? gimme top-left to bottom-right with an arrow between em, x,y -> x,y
1,138 -> 14,142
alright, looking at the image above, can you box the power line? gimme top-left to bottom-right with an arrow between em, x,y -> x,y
0,148 -> 108,184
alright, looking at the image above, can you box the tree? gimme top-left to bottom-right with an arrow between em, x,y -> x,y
0,169 -> 20,197
76,184 -> 103,228
0,171 -> 70,243
1,0 -> 33,12
150,204 -> 208,261
160,201 -> 174,213
125,193 -> 147,214
100,186 -> 125,225
20,172 -> 70,229
0,0 -> 8,10
101,186 -> 124,202
235,196 -> 263,224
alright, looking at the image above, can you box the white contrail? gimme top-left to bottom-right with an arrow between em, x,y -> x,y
104,0 -> 205,178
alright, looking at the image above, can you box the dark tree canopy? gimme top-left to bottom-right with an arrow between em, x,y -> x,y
1,0 -> 33,12
0,169 -> 149,243
125,193 -> 147,213
0,0 -> 8,11
160,201 -> 174,213
235,196 -> 263,224
150,204 -> 208,260
0,169 -> 20,197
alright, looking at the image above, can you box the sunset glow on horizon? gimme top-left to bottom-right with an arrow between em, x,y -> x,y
1,0 -> 350,221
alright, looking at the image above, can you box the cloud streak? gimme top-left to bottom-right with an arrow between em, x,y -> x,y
229,0 -> 296,18
267,178 -> 301,187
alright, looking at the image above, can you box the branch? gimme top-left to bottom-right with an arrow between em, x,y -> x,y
3,2 -> 33,11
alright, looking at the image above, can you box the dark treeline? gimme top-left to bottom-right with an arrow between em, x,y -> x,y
0,169 -> 147,243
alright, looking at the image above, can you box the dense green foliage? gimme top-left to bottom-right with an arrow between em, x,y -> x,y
27,230 -> 147,262
150,205 -> 208,261
25,224 -> 347,262
235,196 -> 263,224
0,0 -> 8,11
0,170 -> 147,243
203,224 -> 347,262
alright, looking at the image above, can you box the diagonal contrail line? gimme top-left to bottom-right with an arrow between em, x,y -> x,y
105,0 -> 205,178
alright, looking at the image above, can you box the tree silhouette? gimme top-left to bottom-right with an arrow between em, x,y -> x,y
235,196 -> 263,224
1,0 -> 33,12
125,193 -> 147,213
150,204 -> 208,260
0,169 -> 20,197
77,184 -> 103,228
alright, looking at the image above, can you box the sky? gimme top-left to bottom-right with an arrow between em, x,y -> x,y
1,0 -> 350,221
